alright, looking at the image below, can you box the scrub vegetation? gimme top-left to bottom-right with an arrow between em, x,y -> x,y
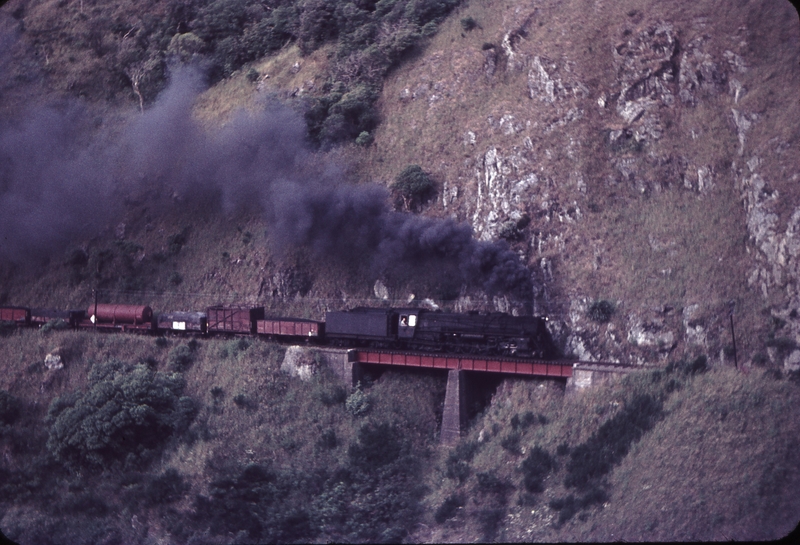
1,326 -> 798,542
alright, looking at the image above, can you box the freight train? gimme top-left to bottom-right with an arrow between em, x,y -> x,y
0,303 -> 557,358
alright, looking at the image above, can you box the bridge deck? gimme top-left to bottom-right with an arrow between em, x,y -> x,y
354,349 -> 576,378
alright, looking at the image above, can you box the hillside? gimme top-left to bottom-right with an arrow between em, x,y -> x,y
1,0 -> 800,542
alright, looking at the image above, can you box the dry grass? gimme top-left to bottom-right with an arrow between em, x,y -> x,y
415,365 -> 800,542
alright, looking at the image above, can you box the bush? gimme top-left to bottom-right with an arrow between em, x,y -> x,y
0,390 -> 21,426
588,300 -> 615,323
233,392 -> 255,410
144,468 -> 190,505
520,447 -> 554,493
345,383 -> 370,417
445,440 -> 479,482
477,507 -> 505,540
318,384 -> 348,406
434,493 -> 465,523
500,432 -> 522,454
475,471 -> 512,497
317,429 -> 338,450
219,338 -> 250,359
168,344 -> 194,371
549,485 -> 608,524
194,464 -> 317,544
168,272 -> 183,286
167,231 -> 187,255
666,355 -> 708,376
348,422 -> 403,469
460,16 -> 477,31
40,319 -> 69,334
392,164 -> 436,210
355,130 -> 373,146
510,411 -> 542,429
46,360 -> 196,468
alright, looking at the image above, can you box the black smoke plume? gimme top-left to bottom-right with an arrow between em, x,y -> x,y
0,67 -> 533,298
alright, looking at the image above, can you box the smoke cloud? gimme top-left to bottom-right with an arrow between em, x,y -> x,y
0,66 -> 533,298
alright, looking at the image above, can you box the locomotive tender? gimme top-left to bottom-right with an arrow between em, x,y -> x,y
1,302 -> 557,358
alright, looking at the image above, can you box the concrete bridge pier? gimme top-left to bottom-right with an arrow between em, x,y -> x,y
440,369 -> 468,445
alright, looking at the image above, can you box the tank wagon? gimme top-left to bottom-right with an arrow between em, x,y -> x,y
85,304 -> 155,332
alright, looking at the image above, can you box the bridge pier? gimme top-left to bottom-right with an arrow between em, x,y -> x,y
440,369 -> 468,445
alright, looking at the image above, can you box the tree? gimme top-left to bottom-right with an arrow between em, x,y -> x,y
392,164 -> 436,210
47,360 -> 196,468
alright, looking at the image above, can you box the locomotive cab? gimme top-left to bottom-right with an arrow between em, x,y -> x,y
396,310 -> 419,339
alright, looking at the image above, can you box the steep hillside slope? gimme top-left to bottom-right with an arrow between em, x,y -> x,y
363,0 -> 800,369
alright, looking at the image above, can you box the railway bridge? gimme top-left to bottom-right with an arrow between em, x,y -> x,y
314,347 -> 640,445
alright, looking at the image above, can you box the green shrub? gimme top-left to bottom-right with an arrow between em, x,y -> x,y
40,319 -> 69,334
510,411 -> 543,429
317,429 -> 338,450
144,468 -> 189,505
345,383 -> 370,417
549,485 -> 608,524
219,338 -> 250,359
355,130 -> 373,146
233,392 -> 255,410
318,383 -> 348,406
445,440 -> 479,482
168,344 -> 194,371
665,355 -> 708,376
460,16 -> 477,31
168,272 -> 183,286
0,390 -> 21,426
520,447 -> 554,493
194,464 -> 317,543
475,471 -> 512,497
348,422 -> 402,469
434,493 -> 464,523
500,431 -> 521,454
588,300 -> 615,323
477,507 -> 505,540
392,164 -> 436,209
46,360 -> 196,468
167,231 -> 187,255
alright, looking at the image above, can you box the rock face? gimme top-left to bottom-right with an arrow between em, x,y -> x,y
281,346 -> 318,381
376,0 -> 800,366
44,351 -> 63,370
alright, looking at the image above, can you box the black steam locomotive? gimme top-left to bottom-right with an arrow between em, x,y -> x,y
1,304 -> 557,358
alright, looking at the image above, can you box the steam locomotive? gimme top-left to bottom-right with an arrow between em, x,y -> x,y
1,303 -> 557,358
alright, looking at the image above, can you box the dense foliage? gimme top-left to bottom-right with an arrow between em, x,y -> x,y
193,420 -> 425,543
46,359 -> 196,469
14,0 -> 462,145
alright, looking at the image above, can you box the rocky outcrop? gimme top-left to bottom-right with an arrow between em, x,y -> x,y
378,0 -> 800,366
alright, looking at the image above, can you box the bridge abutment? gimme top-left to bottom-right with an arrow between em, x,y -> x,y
312,348 -> 362,386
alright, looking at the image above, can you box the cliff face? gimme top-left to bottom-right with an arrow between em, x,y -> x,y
368,0 -> 800,367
